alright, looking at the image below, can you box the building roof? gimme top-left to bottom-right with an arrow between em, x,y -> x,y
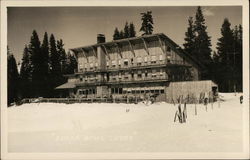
70,33 -> 204,69
55,82 -> 76,89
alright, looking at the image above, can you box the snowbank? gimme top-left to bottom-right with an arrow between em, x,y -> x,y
8,93 -> 243,152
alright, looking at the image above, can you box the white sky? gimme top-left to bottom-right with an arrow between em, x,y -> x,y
8,6 -> 242,63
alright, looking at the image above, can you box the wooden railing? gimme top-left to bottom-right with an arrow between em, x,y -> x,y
75,60 -> 191,74
75,77 -> 169,86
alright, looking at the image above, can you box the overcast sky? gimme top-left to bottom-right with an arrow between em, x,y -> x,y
8,6 -> 242,63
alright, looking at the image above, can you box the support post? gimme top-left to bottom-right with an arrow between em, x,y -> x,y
128,40 -> 135,56
91,46 -> 97,57
141,38 -> 149,55
157,35 -> 165,54
115,43 -> 123,58
102,45 -> 110,59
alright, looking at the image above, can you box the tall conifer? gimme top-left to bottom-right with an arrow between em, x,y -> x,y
124,22 -> 130,38
140,11 -> 154,35
183,17 -> 196,57
7,47 -> 19,105
129,22 -> 136,37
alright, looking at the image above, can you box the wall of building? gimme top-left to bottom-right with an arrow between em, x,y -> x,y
70,36 -> 202,101
166,80 -> 218,103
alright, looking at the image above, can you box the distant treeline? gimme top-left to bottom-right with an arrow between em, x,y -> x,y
7,31 -> 77,105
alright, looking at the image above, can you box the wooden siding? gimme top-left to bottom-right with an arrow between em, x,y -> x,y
166,80 -> 218,102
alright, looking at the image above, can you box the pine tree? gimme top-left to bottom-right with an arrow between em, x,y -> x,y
217,18 -> 234,65
66,52 -> 78,74
49,34 -> 63,97
40,32 -> 50,97
183,17 -> 196,57
29,30 -> 42,97
119,30 -> 124,39
50,34 -> 61,75
7,47 -> 19,105
129,22 -> 136,38
124,22 -> 130,38
232,24 -> 242,91
20,45 -> 32,98
216,18 -> 235,92
140,11 -> 154,35
57,39 -> 67,83
113,27 -> 120,40
194,6 -> 212,79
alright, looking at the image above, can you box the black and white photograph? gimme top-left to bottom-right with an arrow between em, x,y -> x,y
1,0 -> 249,159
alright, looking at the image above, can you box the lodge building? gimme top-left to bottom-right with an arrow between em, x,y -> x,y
57,33 -> 217,102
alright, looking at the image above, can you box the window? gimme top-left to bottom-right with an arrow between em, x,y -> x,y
115,88 -> 119,94
118,72 -> 122,79
79,63 -> 83,69
167,46 -> 171,52
137,57 -> 142,66
124,59 -> 128,66
145,72 -> 148,77
112,60 -> 116,67
131,73 -> 134,79
152,70 -> 157,78
80,77 -> 83,81
131,58 -> 134,63
159,55 -> 163,61
79,90 -> 82,95
151,56 -> 156,64
111,88 -> 115,94
90,63 -> 93,68
160,89 -> 165,94
152,74 -> 157,78
160,72 -> 164,76
118,88 -> 123,94
138,74 -> 142,79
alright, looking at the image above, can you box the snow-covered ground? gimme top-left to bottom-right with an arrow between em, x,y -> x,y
8,93 -> 243,152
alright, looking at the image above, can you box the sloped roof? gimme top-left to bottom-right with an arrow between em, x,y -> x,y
70,33 -> 204,69
55,82 -> 76,89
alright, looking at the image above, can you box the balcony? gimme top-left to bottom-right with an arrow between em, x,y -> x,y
75,76 -> 169,87
74,60 -> 191,75
106,77 -> 169,85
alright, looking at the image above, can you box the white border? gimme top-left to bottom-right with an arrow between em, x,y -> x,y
1,0 -> 249,159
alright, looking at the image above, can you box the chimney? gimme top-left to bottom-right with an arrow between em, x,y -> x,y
97,34 -> 105,44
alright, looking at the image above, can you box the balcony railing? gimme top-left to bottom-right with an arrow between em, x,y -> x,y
75,76 -> 169,86
75,60 -> 191,74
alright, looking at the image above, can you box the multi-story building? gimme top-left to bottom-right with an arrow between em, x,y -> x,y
57,33 -> 209,102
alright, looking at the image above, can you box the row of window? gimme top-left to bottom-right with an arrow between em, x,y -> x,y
106,55 -> 169,67
78,88 -> 96,95
111,87 -> 165,94
78,54 -> 173,70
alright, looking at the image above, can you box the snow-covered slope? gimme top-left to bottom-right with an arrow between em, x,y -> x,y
8,93 -> 243,152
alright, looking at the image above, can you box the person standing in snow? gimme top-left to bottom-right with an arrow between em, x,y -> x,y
240,95 -> 243,104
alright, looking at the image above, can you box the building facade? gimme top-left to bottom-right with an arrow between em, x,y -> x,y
57,33 -> 205,102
